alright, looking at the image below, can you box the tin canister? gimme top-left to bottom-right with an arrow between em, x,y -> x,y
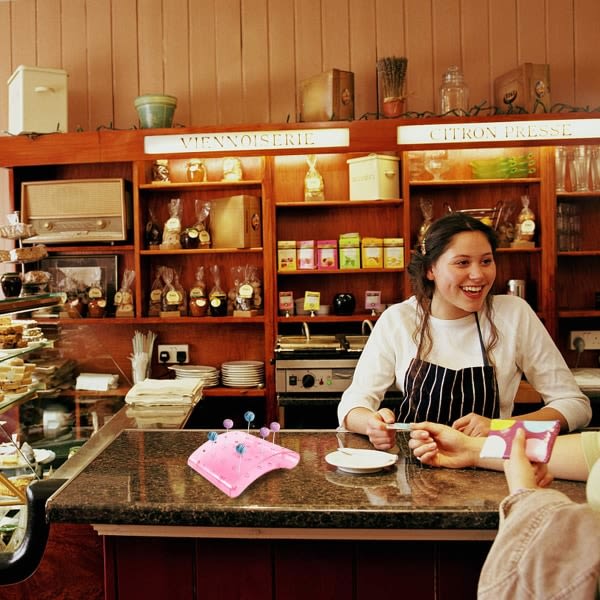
507,279 -> 526,299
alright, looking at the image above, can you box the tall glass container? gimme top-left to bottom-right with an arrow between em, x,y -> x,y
439,65 -> 469,115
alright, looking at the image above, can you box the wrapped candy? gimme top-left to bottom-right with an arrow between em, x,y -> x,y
114,269 -> 135,318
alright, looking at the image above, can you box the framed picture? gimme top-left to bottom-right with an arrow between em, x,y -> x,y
40,255 -> 119,303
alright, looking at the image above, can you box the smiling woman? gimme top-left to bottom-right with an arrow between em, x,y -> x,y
338,213 -> 592,450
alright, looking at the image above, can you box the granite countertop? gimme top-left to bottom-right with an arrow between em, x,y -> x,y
46,427 -> 587,533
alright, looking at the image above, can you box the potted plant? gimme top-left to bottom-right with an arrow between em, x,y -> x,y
377,56 -> 408,118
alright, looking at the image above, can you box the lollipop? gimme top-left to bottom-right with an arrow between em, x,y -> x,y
259,426 -> 269,440
235,442 -> 246,472
207,431 -> 218,443
244,410 -> 255,434
270,421 -> 281,445
223,418 -> 234,431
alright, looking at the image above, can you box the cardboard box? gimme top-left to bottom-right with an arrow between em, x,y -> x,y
8,65 -> 68,134
277,241 -> 297,271
339,247 -> 360,270
297,240 -> 316,270
383,237 -> 405,269
210,195 -> 262,248
347,153 -> 400,201
317,239 -> 338,270
494,63 -> 551,113
362,237 -> 383,269
300,69 -> 354,122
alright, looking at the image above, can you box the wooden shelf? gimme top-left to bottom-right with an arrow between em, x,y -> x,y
139,179 -> 262,190
203,386 -> 266,397
277,268 -> 403,275
139,247 -> 262,256
275,199 -> 403,208
558,309 -> 600,318
558,250 -> 600,257
277,314 -> 380,323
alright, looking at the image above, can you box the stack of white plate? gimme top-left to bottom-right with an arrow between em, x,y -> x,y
221,360 -> 264,388
168,365 -> 220,387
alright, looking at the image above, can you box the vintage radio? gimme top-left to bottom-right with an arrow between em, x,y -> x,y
21,178 -> 131,244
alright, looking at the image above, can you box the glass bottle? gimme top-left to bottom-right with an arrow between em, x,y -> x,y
439,65 -> 469,115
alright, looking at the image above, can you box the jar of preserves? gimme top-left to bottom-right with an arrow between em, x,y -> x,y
1,272 -> 22,298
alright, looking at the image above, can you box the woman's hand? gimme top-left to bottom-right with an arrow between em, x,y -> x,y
365,408 -> 397,450
503,427 -> 553,493
408,421 -> 482,469
452,412 -> 491,437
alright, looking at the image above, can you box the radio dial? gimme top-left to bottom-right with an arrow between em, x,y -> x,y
43,222 -> 53,231
302,373 -> 315,389
96,219 -> 107,229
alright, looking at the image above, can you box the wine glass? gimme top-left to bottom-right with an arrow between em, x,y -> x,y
424,150 -> 450,180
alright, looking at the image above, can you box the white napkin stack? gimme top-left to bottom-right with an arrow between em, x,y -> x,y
125,378 -> 203,406
76,373 -> 120,392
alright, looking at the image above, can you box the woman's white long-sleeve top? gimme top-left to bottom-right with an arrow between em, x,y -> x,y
337,295 -> 591,431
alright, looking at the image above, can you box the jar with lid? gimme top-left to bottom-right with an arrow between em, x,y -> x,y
1,272 -> 22,298
439,65 -> 469,115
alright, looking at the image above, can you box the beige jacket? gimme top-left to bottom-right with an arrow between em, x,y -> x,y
479,431 -> 600,599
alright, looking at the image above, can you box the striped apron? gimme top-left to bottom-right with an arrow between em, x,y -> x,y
396,313 -> 499,425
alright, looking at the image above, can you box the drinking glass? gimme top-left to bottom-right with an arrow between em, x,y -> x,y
424,150 -> 450,180
570,145 -> 590,192
591,146 -> 600,191
554,146 -> 567,192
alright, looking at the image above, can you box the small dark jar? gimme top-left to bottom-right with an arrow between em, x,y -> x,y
1,272 -> 22,298
333,292 -> 356,316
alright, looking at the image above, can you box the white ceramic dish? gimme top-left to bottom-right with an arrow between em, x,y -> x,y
325,449 -> 398,474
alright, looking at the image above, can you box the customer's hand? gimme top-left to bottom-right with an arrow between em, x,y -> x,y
365,408 -> 397,450
452,412 -> 491,437
503,427 -> 553,493
408,421 -> 482,469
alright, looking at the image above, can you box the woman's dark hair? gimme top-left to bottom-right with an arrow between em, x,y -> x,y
407,212 -> 499,361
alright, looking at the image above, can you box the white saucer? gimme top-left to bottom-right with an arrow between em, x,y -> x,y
325,449 -> 398,474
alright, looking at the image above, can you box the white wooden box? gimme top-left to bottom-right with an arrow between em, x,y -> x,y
347,153 -> 400,201
8,65 -> 68,134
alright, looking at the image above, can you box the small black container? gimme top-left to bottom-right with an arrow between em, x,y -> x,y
333,292 -> 356,316
1,272 -> 22,298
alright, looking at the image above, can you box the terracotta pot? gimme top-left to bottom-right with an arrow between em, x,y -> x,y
382,97 -> 406,118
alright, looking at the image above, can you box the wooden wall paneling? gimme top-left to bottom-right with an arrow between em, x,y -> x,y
546,0 -> 575,107
267,0 -> 296,123
321,0 -> 350,73
431,0 -> 461,115
36,0 -> 62,69
189,0 -> 218,126
461,0 -> 491,110
86,0 -> 115,130
573,0 -> 600,108
294,0 -> 323,117
61,0 -> 90,131
488,0 -> 518,83
404,0 -> 434,113
215,0 -> 244,124
137,0 -> 165,96
516,0 -> 547,64
10,0 -> 36,66
348,0 -> 377,120
111,0 -> 140,129
241,0 -> 271,124
0,3 -> 12,134
163,0 -> 191,127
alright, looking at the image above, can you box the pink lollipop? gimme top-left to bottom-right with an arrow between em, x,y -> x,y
270,421 -> 280,445
223,418 -> 234,431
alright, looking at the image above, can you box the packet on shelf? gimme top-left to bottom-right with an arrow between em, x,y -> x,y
361,237 -> 383,269
339,232 -> 361,270
296,240 -> 315,270
317,239 -> 338,270
383,237 -> 404,269
277,241 -> 297,271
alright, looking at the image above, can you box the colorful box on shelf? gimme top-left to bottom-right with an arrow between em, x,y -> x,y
296,240 -> 316,270
383,237 -> 405,269
361,237 -> 383,269
316,239 -> 338,270
339,232 -> 361,270
277,240 -> 297,271
347,153 -> 400,201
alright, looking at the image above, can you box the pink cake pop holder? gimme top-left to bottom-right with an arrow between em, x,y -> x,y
188,431 -> 300,498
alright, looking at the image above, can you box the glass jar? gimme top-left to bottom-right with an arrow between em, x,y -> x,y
439,65 -> 469,114
1,272 -> 22,298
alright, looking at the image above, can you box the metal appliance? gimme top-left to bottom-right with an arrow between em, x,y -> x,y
274,331 -> 364,428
